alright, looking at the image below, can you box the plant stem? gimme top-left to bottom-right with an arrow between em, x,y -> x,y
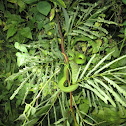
56,12 -> 78,125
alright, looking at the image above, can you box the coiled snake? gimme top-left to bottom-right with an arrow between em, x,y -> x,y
58,50 -> 86,92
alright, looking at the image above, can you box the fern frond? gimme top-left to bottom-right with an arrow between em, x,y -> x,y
78,26 -> 101,38
89,5 -> 111,19
69,3 -> 117,41
95,54 -> 126,74
83,22 -> 108,34
5,66 -> 34,81
94,78 -> 126,107
10,73 -> 34,100
112,75 -> 126,84
82,83 -> 108,104
88,18 -> 118,25
87,51 -> 114,77
103,76 -> 126,98
80,54 -> 96,79
78,52 -> 126,107
77,2 -> 98,23
72,30 -> 95,39
94,79 -> 116,107
104,66 -> 126,73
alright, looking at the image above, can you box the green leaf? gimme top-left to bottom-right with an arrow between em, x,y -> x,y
7,26 -> 17,39
6,81 -> 13,90
72,36 -> 91,47
88,51 -> 114,76
5,101 -> 11,114
92,39 -> 102,53
17,0 -> 25,12
76,113 -> 79,124
124,28 -> 126,36
72,30 -> 95,39
112,46 -> 119,58
50,8 -> 55,21
84,22 -> 108,34
0,19 -> 2,25
84,84 -> 107,104
20,27 -> 32,39
15,42 -> 28,53
16,52 -> 28,67
80,54 -> 96,79
37,1 -> 51,16
23,0 -> 37,4
95,54 -> 126,74
106,46 -> 119,58
78,26 -> 101,38
8,0 -> 18,3
25,118 -> 39,125
24,103 -> 30,113
10,73 -> 33,100
62,7 -> 69,34
79,103 -> 89,114
31,106 -> 36,115
0,1 -> 5,11
118,58 -> 126,66
51,0 -> 66,8
36,104 -> 51,116
8,0 -> 25,12
103,76 -> 126,97
5,12 -> 24,24
16,114 -> 26,121
122,0 -> 126,4
122,21 -> 126,26
35,13 -> 45,21
54,117 -> 67,125
57,0 -> 66,8
93,106 -> 126,125
37,21 -> 44,30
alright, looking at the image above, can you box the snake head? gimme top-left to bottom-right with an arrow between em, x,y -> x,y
75,52 -> 86,64
68,49 -> 86,64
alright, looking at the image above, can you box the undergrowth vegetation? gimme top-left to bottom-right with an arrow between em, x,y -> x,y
0,0 -> 126,126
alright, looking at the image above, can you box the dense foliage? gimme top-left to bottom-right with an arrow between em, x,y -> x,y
0,0 -> 126,126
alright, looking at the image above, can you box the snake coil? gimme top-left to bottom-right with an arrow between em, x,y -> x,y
58,51 -> 86,92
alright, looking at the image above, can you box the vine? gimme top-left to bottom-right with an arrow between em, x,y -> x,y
56,11 -> 78,125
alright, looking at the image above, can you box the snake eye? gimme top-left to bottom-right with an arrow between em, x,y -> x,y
74,53 -> 86,64
64,80 -> 69,87
77,53 -> 85,60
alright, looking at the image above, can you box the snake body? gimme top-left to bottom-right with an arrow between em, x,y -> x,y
58,64 -> 78,92
58,50 -> 86,93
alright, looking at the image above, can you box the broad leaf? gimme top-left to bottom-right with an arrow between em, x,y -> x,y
16,52 -> 29,67
7,26 -> 17,39
37,1 -> 51,16
122,0 -> 126,4
23,0 -> 37,4
20,27 -> 32,39
15,42 -> 28,53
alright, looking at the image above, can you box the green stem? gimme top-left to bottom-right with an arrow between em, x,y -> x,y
119,37 -> 126,55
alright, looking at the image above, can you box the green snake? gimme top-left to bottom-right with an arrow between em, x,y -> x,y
58,50 -> 86,93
